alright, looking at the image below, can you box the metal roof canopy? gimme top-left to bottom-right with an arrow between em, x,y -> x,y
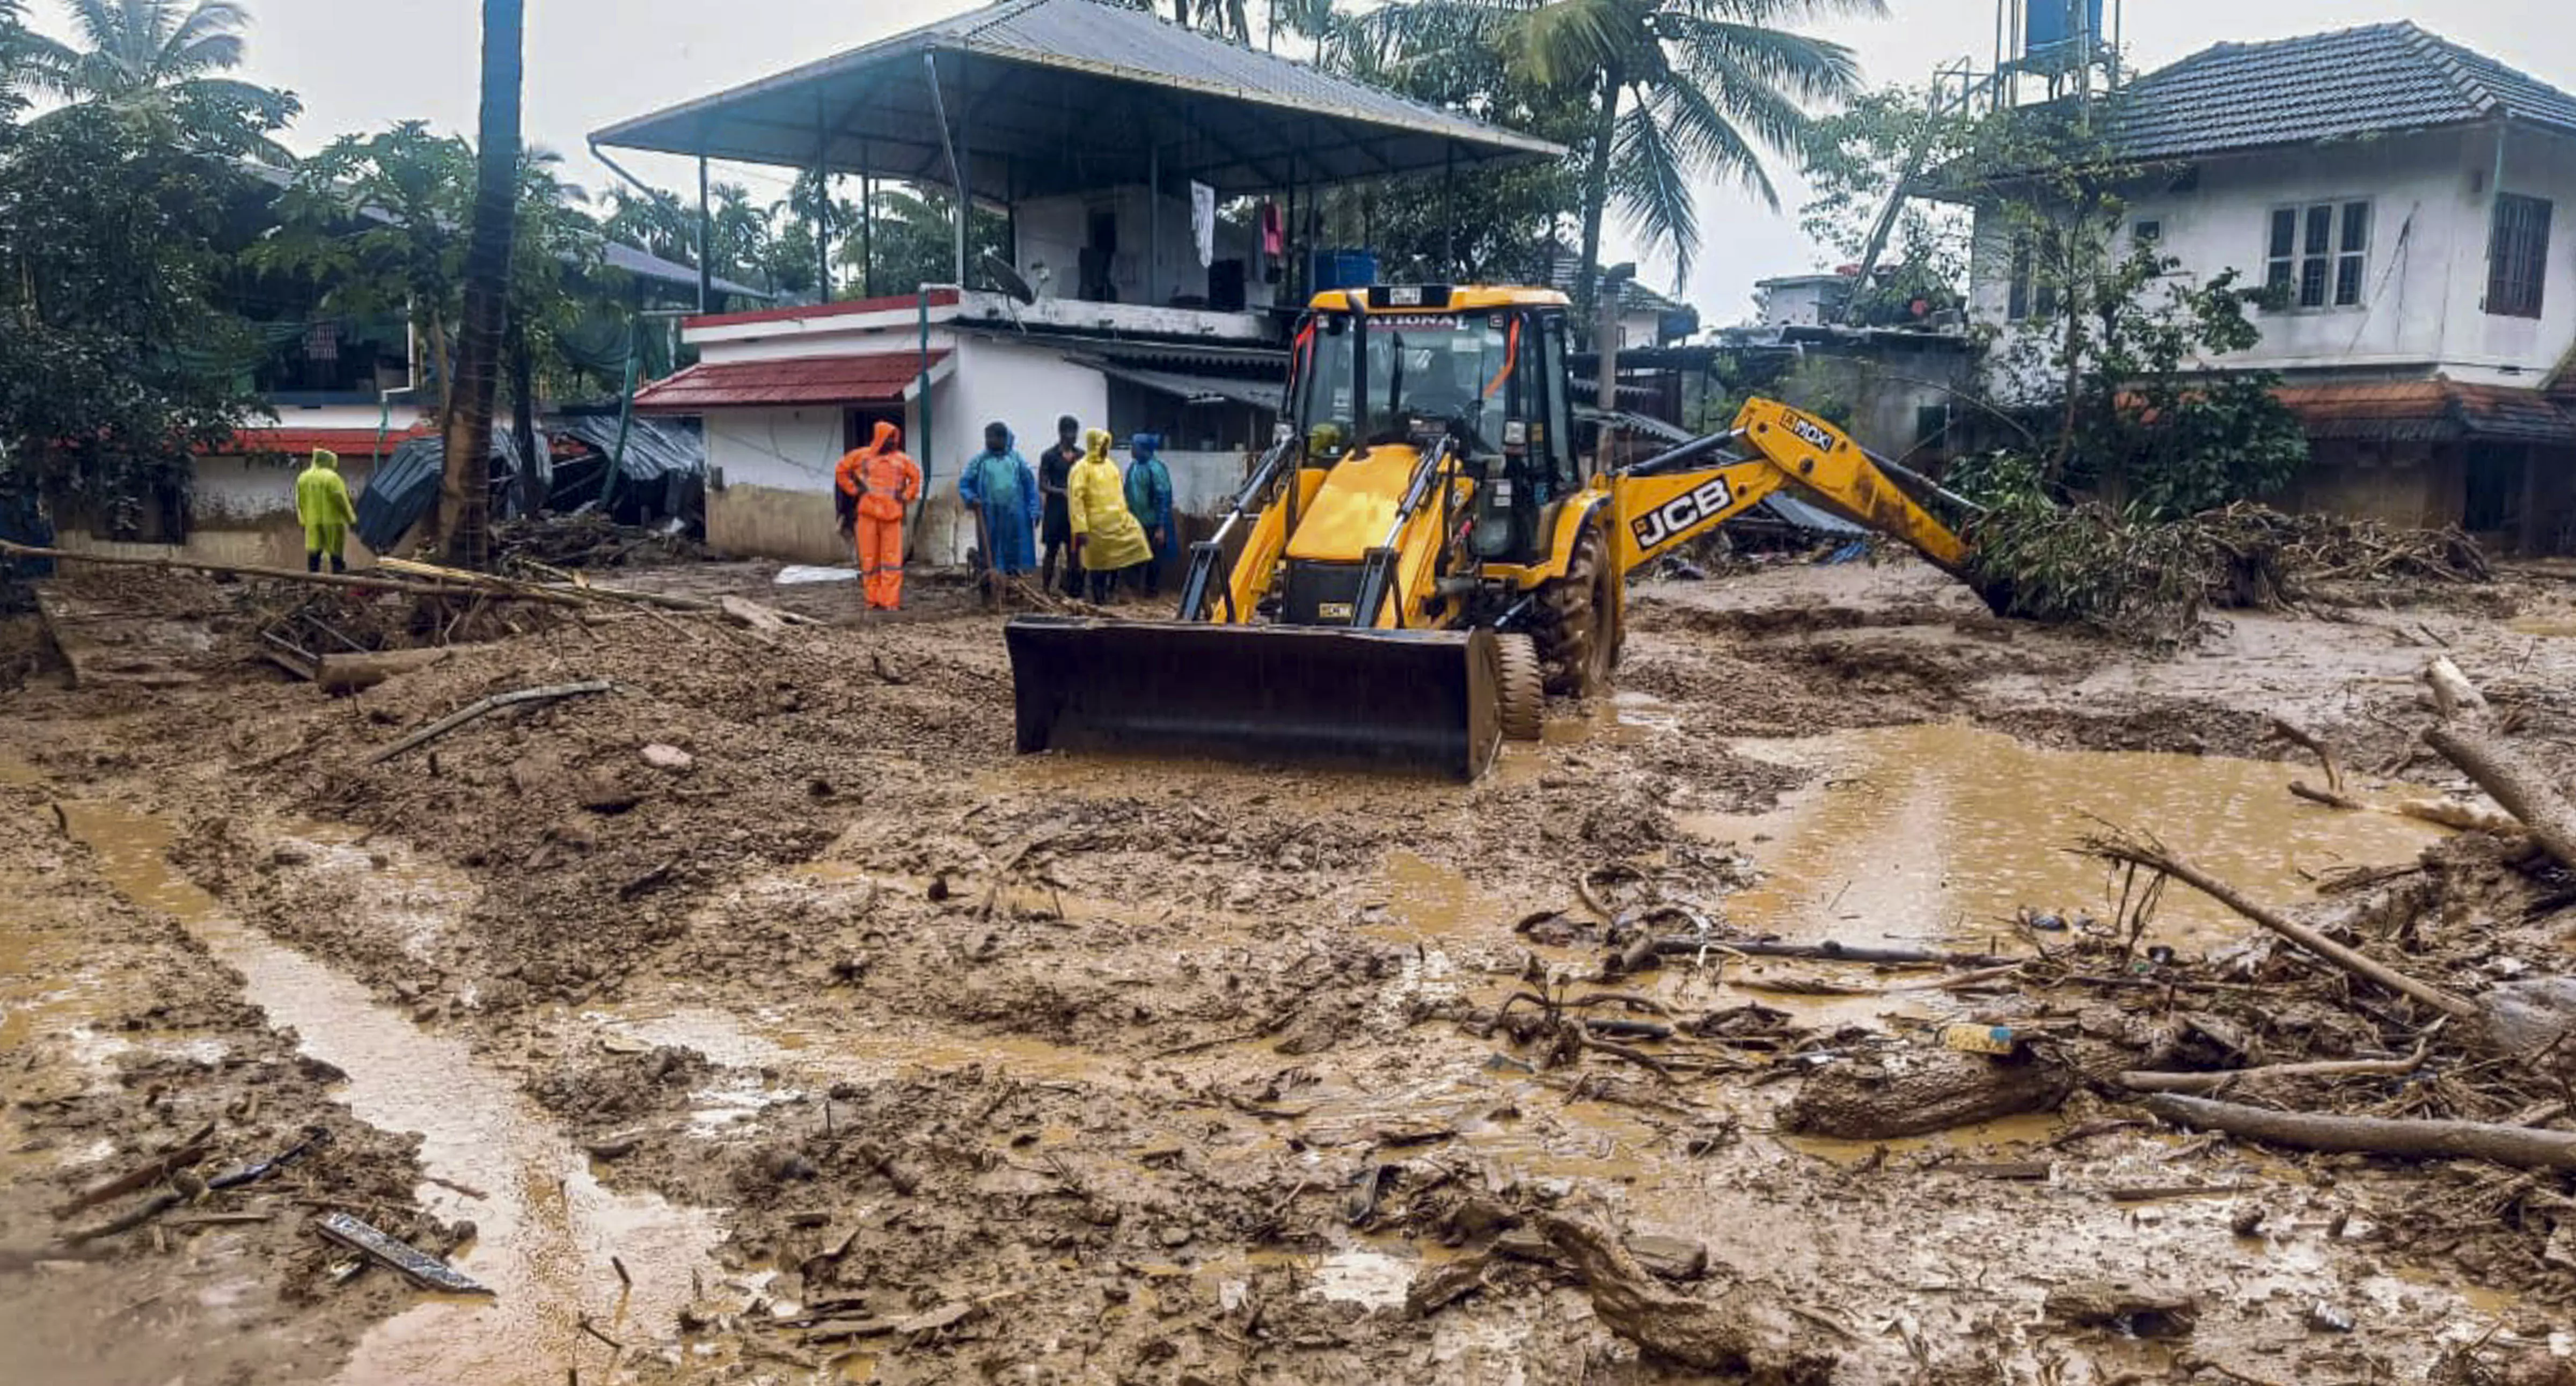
589,0 -> 1563,200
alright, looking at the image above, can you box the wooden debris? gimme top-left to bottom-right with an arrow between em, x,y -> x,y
2083,831 -> 2479,1021
2043,1281 -> 2198,1337
2423,655 -> 2490,724
1534,1212 -> 1834,1380
1783,1049 -> 2077,1141
55,1125 -> 214,1216
2267,717 -> 2347,792
2142,1093 -> 2576,1172
2116,1046 -> 2428,1096
361,680 -> 614,766
2425,727 -> 2576,871
314,647 -> 455,694
1650,937 -> 2016,968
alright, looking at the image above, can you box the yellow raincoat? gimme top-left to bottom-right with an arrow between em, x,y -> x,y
294,448 -> 357,562
1065,429 -> 1152,572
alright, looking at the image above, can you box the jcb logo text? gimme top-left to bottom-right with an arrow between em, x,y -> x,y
1629,478 -> 1733,551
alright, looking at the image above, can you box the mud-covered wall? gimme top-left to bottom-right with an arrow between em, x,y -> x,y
2284,441 -> 2464,530
55,454 -> 384,571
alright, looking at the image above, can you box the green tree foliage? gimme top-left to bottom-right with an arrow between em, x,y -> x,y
21,0 -> 294,158
1360,0 -> 1878,308
1795,85 -> 1970,326
837,185 -> 1008,299
0,85 -> 287,529
259,127 -> 608,422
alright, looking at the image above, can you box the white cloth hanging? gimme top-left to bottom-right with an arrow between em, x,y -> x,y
1190,181 -> 1216,269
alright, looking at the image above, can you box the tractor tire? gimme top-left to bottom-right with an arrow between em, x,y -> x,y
1534,520 -> 1619,698
1494,632 -> 1546,741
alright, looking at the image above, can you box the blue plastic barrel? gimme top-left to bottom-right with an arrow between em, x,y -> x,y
1309,249 -> 1379,294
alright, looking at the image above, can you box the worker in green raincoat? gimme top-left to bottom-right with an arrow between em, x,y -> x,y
294,448 -> 358,573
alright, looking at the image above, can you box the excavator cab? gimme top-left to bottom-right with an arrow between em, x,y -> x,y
1284,289 -> 1580,574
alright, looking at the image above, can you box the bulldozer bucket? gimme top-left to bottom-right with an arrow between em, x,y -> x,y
1005,617 -> 1501,779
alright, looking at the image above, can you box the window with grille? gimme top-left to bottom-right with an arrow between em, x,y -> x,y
2265,201 -> 2371,309
2486,193 -> 2552,319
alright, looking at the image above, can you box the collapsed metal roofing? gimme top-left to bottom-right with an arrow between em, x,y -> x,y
589,0 -> 1563,199
2097,23 -> 2576,163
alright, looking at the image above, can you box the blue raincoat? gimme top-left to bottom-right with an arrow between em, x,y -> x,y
1123,434 -> 1178,569
958,427 -> 1041,574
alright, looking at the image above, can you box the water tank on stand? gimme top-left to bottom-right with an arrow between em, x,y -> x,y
2025,0 -> 2105,67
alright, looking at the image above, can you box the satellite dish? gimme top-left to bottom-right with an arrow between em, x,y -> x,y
982,254 -> 1037,305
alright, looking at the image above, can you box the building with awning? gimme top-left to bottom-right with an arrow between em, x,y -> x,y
589,0 -> 1561,565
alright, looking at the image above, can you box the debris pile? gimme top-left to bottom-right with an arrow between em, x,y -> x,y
1968,498 -> 2494,639
491,512 -> 707,570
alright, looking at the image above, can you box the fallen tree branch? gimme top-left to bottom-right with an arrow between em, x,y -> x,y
2423,656 -> 2489,724
2083,833 -> 2478,1020
2424,727 -> 2576,870
2267,717 -> 2346,792
360,680 -> 614,766
1651,937 -> 2015,968
2288,780 -> 2366,812
0,539 -> 583,605
2117,1045 -> 2429,1095
2141,1093 -> 2576,1172
1533,1212 -> 1835,1380
2394,796 -> 2524,837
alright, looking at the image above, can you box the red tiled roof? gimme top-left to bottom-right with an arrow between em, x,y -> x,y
632,351 -> 950,413
2275,380 -> 2576,444
219,426 -> 434,458
683,289 -> 960,332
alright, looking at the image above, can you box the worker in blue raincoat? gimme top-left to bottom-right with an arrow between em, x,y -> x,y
1123,433 -> 1177,596
958,421 -> 1040,577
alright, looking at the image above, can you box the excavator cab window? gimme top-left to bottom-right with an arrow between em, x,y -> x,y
1293,309 -> 1520,457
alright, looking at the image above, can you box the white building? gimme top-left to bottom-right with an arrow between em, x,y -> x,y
1950,23 -> 2576,551
635,289 -> 1284,565
593,0 -> 1565,567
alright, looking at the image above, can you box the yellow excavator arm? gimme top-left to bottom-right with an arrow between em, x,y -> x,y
1608,398 -> 1979,583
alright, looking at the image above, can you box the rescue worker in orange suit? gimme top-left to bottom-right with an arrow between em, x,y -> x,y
835,420 -> 923,610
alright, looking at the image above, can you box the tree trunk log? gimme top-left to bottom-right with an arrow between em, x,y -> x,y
1783,1049 -> 2076,1141
316,647 -> 456,694
2142,1093 -> 2576,1171
2424,727 -> 2576,871
0,541 -> 582,605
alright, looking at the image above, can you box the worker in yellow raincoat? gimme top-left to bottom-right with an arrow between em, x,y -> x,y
294,448 -> 358,573
1065,428 -> 1151,602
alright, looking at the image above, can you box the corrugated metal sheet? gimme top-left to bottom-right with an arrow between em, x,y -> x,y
551,417 -> 704,483
1088,363 -> 1283,413
351,431 -> 538,553
632,352 -> 950,412
591,0 -> 1560,197
2102,22 -> 2576,162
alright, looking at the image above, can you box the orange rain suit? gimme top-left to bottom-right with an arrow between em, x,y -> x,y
835,421 -> 924,610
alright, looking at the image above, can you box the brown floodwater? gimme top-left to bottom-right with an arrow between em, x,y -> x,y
1685,723 -> 2449,953
31,780 -> 722,1386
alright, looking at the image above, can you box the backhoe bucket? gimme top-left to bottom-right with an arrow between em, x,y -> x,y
1005,617 -> 1501,779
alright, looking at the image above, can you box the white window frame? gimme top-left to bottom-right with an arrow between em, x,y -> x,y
2264,199 -> 2373,311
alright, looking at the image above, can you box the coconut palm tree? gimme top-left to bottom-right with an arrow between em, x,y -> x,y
438,0 -> 522,566
23,0 -> 295,153
1363,0 -> 1879,303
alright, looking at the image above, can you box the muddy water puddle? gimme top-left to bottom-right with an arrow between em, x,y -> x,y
1687,723 -> 2447,953
28,778 -> 721,1386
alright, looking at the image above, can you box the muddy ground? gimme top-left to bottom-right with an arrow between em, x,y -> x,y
5,553 -> 2576,1385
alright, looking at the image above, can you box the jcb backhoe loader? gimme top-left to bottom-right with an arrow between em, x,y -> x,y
1006,284 -> 1994,779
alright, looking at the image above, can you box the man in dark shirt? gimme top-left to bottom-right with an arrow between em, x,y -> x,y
1036,414 -> 1084,597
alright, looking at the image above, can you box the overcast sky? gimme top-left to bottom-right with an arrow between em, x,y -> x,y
30,0 -> 2573,319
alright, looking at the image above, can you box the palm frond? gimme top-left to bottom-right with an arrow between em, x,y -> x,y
1656,13 -> 1861,104
1507,0 -> 1636,90
1611,98 -> 1702,277
160,0 -> 247,73
1649,75 -> 1781,206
